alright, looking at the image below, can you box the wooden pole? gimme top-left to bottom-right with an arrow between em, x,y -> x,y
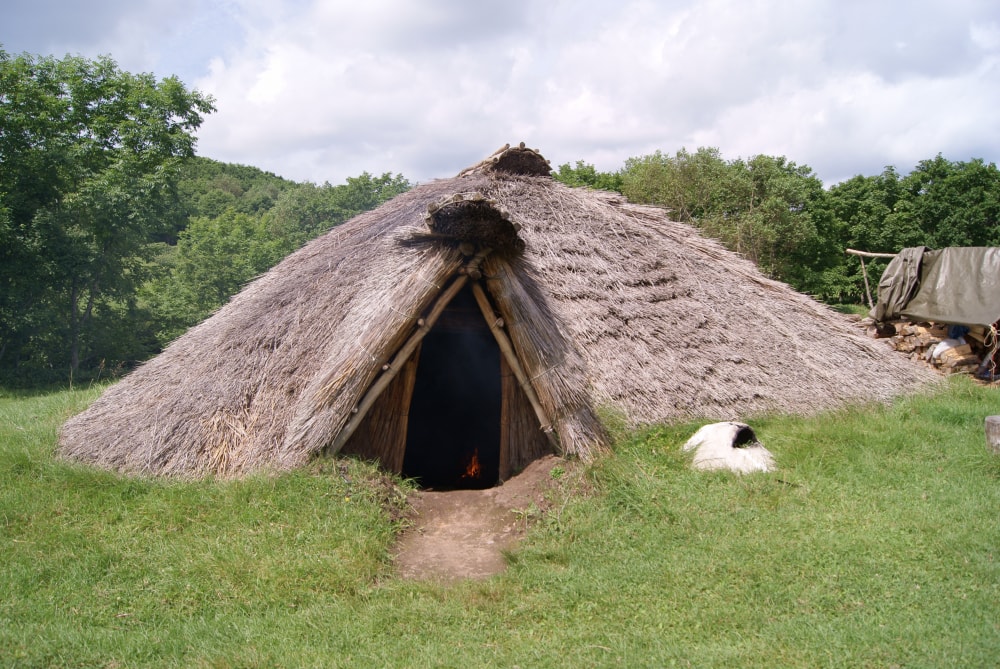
470,281 -> 560,449
845,249 -> 896,309
845,248 -> 897,259
987,416 -> 1000,455
859,256 -> 874,309
326,274 -> 469,455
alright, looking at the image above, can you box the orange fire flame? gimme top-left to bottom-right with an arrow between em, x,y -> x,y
462,448 -> 482,479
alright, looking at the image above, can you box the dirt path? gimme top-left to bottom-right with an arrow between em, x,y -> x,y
394,455 -> 561,581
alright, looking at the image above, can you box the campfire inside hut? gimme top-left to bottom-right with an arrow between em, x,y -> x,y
462,448 -> 482,480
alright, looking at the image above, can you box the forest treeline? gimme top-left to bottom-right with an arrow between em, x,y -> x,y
2,50 -> 999,384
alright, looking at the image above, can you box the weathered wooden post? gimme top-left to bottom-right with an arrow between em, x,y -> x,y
987,416 -> 1000,455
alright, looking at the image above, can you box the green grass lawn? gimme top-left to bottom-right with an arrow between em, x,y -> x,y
2,378 -> 998,668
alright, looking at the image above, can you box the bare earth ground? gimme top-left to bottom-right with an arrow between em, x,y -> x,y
394,455 -> 562,581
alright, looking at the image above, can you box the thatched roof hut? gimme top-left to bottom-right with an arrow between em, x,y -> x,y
59,144 -> 934,483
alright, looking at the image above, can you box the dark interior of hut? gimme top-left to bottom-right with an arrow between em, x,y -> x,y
401,285 -> 501,489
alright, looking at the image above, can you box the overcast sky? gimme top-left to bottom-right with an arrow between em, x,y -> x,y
5,0 -> 999,186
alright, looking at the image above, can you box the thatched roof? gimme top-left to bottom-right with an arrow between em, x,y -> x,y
59,143 -> 935,477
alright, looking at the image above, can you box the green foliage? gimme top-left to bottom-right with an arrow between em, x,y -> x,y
898,155 -> 1000,248
0,48 -> 410,381
2,379 -> 998,666
553,160 -> 623,192
140,171 -> 412,343
266,171 -> 412,246
0,50 -> 214,379
707,155 -> 832,287
819,168 -> 913,303
170,157 -> 297,238
825,157 -> 1000,303
621,148 -> 836,292
828,168 -> 914,253
181,211 -> 279,305
621,147 -> 730,220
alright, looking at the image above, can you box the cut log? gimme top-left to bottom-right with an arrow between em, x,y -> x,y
944,361 -> 980,374
915,324 -> 949,337
945,355 -> 981,368
916,334 -> 941,347
892,339 -> 916,353
967,329 -> 987,344
939,345 -> 974,363
986,416 -> 1000,455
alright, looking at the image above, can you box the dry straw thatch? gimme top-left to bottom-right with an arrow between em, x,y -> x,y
59,143 -> 935,478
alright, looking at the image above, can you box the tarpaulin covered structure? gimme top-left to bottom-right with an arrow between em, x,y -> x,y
871,247 -> 1000,328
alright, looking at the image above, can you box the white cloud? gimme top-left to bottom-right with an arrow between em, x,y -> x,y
971,21 -> 1000,50
6,0 -> 1000,185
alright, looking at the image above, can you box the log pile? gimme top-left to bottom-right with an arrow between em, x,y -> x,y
862,319 -> 993,376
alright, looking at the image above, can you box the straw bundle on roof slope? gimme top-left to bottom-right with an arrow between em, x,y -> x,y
59,144 -> 935,477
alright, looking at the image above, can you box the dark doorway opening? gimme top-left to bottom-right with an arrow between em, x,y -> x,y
402,285 -> 501,489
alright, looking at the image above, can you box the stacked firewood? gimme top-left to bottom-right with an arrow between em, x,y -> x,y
862,319 -> 986,375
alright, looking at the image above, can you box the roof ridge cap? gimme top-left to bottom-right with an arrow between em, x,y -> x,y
457,142 -> 552,177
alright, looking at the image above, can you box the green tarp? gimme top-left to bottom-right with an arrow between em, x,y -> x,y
871,246 -> 1000,328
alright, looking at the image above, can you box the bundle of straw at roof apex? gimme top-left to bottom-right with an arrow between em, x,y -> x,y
457,142 -> 551,178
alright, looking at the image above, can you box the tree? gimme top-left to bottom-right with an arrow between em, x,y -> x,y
709,154 -> 830,285
267,172 -> 412,245
553,161 -> 623,192
140,171 -> 413,345
897,155 -> 1000,248
620,148 -> 832,292
823,168 -> 910,303
172,210 -> 277,319
621,147 -> 729,221
0,50 -> 214,377
173,157 -> 297,225
827,157 -> 1000,303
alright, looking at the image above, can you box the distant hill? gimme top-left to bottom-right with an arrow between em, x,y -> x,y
156,157 -> 297,243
